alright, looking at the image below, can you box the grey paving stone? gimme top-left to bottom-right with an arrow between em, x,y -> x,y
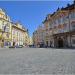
0,48 -> 74,74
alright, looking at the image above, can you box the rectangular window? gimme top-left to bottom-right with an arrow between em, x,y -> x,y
0,21 -> 2,29
72,39 -> 75,44
71,22 -> 75,31
58,18 -> 61,24
70,12 -> 75,19
63,15 -> 68,23
2,25 -> 4,31
5,27 -> 9,32
61,17 -> 64,24
63,23 -> 67,31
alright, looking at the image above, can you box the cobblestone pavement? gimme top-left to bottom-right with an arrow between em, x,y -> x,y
0,48 -> 75,74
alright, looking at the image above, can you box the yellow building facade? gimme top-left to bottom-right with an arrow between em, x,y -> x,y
0,8 -> 29,48
11,22 -> 29,46
0,8 -> 12,47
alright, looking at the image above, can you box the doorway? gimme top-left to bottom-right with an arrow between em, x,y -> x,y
46,41 -> 48,47
58,38 -> 63,48
13,42 -> 15,46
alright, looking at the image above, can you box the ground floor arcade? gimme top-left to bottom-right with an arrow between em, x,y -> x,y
42,32 -> 75,48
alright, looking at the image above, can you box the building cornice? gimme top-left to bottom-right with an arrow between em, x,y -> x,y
12,25 -> 26,32
0,18 -> 11,23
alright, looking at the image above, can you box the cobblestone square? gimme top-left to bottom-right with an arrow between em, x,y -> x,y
0,48 -> 75,74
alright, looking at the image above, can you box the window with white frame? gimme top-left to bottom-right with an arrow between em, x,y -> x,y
13,30 -> 15,35
70,12 -> 75,19
72,38 -> 75,44
58,18 -> 61,24
49,22 -> 52,29
63,15 -> 69,23
2,26 -> 4,31
71,22 -> 75,31
0,21 -> 2,29
5,23 -> 10,32
63,23 -> 67,31
61,17 -> 64,24
5,27 -> 9,32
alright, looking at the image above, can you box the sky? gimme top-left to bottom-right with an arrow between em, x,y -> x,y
0,0 -> 74,37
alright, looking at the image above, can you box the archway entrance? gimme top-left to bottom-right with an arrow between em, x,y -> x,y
13,42 -> 15,46
58,38 -> 63,48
